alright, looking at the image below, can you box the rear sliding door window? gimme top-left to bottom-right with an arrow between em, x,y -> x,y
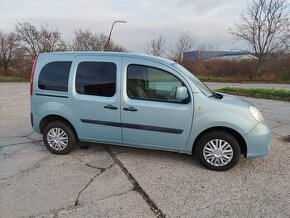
75,62 -> 117,97
38,61 -> 72,92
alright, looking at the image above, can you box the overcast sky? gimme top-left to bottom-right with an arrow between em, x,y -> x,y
0,0 -> 283,53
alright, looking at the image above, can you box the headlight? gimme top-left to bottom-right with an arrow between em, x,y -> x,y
249,106 -> 264,123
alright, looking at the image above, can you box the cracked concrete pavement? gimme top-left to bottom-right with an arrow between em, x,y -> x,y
1,82 -> 290,217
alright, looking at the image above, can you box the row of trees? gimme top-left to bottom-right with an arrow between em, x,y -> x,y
145,0 -> 290,79
0,22 -> 126,75
0,22 -> 195,76
0,0 -> 289,80
0,21 -> 196,76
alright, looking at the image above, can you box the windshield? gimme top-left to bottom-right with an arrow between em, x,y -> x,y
172,63 -> 213,97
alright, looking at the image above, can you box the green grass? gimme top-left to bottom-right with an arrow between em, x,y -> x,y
215,87 -> 290,102
0,76 -> 28,82
198,76 -> 239,83
198,75 -> 290,84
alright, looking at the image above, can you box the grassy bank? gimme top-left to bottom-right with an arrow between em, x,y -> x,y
199,75 -> 290,84
0,76 -> 28,82
215,87 -> 290,102
198,76 -> 238,83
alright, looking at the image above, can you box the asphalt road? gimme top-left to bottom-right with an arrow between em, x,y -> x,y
1,83 -> 290,217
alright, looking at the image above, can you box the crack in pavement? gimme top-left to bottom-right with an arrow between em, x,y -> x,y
0,141 -> 30,148
27,203 -> 75,218
73,152 -> 114,171
0,131 -> 35,139
29,160 -> 127,218
33,146 -> 165,218
0,140 -> 42,149
1,144 -> 35,158
114,150 -> 132,156
85,163 -> 107,171
89,189 -> 133,203
29,190 -> 133,218
2,133 -> 165,217
74,162 -> 115,207
279,135 -> 290,143
0,130 -> 42,154
76,189 -> 134,207
26,136 -> 42,144
0,140 -> 43,158
105,146 -> 166,218
0,130 -> 42,150
0,154 -> 51,181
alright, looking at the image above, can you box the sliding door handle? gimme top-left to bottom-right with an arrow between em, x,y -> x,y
104,104 -> 118,110
123,106 -> 138,112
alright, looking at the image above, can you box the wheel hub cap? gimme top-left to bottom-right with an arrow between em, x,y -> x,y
47,128 -> 68,151
203,139 -> 233,167
214,149 -> 222,157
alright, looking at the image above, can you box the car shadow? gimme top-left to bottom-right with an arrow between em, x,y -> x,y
77,141 -> 201,169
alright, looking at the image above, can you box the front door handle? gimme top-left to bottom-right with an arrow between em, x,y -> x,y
123,106 -> 138,112
104,104 -> 118,110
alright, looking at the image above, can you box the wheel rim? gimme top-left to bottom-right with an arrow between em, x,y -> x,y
47,127 -> 68,151
203,139 -> 233,167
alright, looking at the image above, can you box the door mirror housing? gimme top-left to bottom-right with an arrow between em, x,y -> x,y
176,86 -> 188,101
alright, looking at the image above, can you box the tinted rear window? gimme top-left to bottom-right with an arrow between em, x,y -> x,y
75,62 -> 117,97
38,61 -> 72,92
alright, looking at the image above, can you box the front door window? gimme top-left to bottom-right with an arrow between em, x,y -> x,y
127,64 -> 188,103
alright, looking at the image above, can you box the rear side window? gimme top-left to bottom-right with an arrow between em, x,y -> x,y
75,62 -> 117,97
38,61 -> 72,92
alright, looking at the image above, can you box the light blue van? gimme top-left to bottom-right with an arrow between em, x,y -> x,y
30,52 -> 271,171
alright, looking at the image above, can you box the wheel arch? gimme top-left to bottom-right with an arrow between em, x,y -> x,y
39,114 -> 79,140
192,126 -> 247,157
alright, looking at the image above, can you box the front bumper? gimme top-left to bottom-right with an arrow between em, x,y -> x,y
243,123 -> 271,159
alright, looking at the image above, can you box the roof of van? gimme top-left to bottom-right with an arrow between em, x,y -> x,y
39,51 -> 176,65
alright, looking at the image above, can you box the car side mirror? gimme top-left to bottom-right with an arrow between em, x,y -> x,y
176,86 -> 188,101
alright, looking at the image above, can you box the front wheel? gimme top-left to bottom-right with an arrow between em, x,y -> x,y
43,121 -> 77,155
195,131 -> 241,171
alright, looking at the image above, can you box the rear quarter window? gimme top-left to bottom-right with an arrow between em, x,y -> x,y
38,61 -> 72,92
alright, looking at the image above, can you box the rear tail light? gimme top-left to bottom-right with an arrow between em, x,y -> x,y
30,55 -> 38,96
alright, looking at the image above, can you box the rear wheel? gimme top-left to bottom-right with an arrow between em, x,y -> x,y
43,121 -> 77,155
195,131 -> 241,171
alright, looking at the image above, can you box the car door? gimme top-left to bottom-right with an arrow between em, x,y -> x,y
120,57 -> 193,151
71,55 -> 122,143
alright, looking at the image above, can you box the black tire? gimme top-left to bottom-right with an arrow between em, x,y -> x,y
195,130 -> 241,171
43,121 -> 77,155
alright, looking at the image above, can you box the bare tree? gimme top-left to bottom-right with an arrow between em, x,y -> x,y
71,29 -> 126,52
0,31 -> 17,72
15,22 -> 66,57
169,31 -> 196,63
109,43 -> 127,52
71,30 -> 107,51
105,38 -> 127,52
229,0 -> 290,79
39,25 -> 67,52
145,34 -> 166,56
